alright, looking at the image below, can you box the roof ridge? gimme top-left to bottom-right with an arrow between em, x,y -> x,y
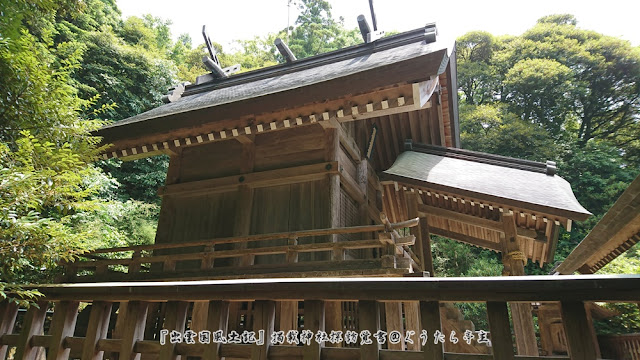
404,141 -> 557,175
181,24 -> 437,98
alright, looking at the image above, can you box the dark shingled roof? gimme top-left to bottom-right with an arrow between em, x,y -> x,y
101,26 -> 450,132
556,174 -> 640,274
382,143 -> 591,221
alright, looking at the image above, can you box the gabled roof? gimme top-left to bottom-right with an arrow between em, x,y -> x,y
556,174 -> 640,274
382,142 -> 591,221
96,26 -> 455,151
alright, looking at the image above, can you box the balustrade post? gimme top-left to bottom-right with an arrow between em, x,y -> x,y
0,301 -> 19,359
487,301 -> 515,360
47,301 -> 80,360
14,301 -> 48,360
81,301 -> 112,360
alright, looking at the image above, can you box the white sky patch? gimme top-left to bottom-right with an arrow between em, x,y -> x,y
116,0 -> 640,49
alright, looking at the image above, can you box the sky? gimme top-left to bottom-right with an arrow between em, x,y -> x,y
116,0 -> 640,49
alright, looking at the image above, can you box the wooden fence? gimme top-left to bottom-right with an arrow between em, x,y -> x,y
62,218 -> 421,282
599,333 -> 640,360
1,275 -> 639,360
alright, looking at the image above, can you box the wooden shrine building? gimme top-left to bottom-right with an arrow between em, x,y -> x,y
2,23 -> 636,360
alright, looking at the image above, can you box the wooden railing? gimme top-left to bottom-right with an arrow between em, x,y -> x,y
1,275 -> 638,360
599,333 -> 640,360
63,218 -> 422,282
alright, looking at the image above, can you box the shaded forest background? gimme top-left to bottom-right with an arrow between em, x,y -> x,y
1,0 -> 638,332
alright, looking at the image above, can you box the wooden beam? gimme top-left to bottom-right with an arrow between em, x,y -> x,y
418,204 -> 538,239
324,301 -> 342,348
158,161 -> 339,197
81,301 -> 112,360
420,301 -> 443,360
429,227 -> 501,252
560,301 -> 597,360
47,301 -> 80,360
487,301 -> 515,360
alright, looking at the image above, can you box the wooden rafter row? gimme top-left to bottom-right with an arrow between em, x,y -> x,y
99,81 -> 438,160
388,183 -> 566,230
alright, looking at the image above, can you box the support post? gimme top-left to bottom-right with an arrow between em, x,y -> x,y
81,301 -> 112,360
0,301 -> 19,359
406,191 -> 434,274
119,301 -> 149,360
303,300 -> 325,360
202,301 -> 229,360
487,301 -> 515,360
561,301 -> 598,360
251,301 -> 275,360
159,301 -> 188,360
14,301 -> 48,360
420,301 -> 443,360
384,302 -> 405,350
404,301 -> 421,351
501,213 -> 538,356
359,300 -> 380,360
47,301 -> 80,360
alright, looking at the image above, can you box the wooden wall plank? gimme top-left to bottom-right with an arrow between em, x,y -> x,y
404,301 -> 420,351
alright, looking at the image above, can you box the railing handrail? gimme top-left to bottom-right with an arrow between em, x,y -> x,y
83,218 -> 420,255
22,274 -> 640,302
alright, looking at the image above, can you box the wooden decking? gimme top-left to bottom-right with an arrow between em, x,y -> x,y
1,275 -> 638,360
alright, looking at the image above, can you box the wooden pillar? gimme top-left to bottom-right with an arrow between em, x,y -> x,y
81,301 -> 112,360
119,301 -> 149,360
251,301 -> 275,360
384,302 -> 405,350
584,303 -> 602,359
190,301 -> 209,334
420,301 -> 443,360
561,301 -> 598,360
279,301 -> 298,334
501,213 -> 538,356
0,301 -> 19,359
202,301 -> 229,360
47,301 -> 80,360
14,301 -> 48,360
304,300 -> 325,360
358,300 -> 380,360
404,301 -> 421,351
159,301 -> 188,360
406,192 -> 434,274
324,302 -> 342,348
487,301 -> 515,360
